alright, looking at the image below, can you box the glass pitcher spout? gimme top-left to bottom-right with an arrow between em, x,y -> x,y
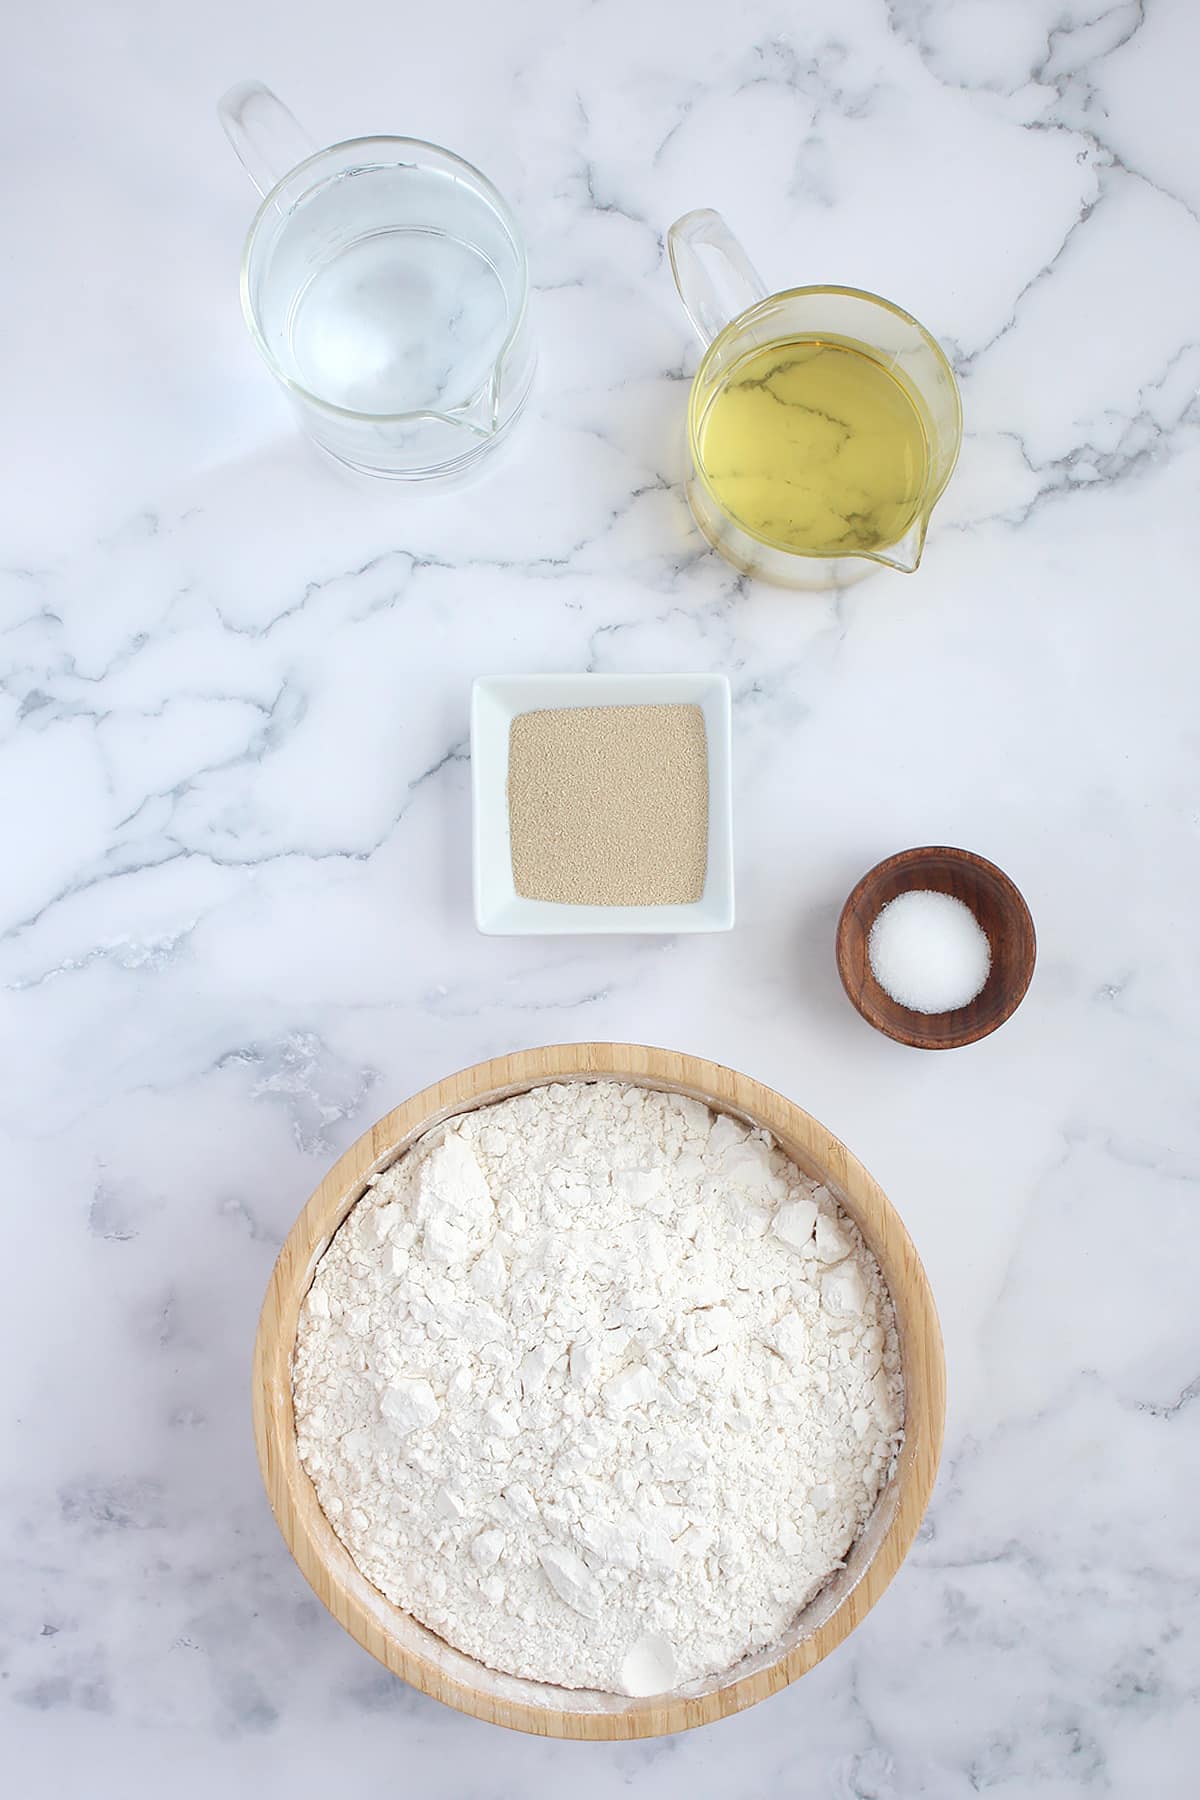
444,374 -> 502,440
875,515 -> 930,575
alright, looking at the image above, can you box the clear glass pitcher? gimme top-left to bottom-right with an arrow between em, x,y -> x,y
668,210 -> 961,588
219,82 -> 535,481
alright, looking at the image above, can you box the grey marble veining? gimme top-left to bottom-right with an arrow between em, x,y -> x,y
2,0 -> 1198,1794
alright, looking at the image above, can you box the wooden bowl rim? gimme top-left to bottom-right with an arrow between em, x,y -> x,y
836,845 -> 1037,1050
252,1042 -> 946,1739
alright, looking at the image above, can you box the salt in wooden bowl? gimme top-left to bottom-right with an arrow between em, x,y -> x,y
836,847 -> 1036,1050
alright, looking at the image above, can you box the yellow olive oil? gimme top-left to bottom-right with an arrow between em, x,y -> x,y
695,336 -> 931,556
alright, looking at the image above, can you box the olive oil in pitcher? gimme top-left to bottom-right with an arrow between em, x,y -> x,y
694,336 -> 932,558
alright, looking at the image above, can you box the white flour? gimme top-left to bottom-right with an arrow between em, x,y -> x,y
293,1082 -> 903,1695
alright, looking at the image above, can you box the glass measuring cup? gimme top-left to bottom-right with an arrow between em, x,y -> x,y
668,210 -> 961,588
219,82 -> 535,481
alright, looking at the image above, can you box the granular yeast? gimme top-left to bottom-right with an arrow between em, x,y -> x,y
507,703 -> 708,905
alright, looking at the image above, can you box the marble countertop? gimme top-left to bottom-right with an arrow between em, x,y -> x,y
5,0 -> 1198,1793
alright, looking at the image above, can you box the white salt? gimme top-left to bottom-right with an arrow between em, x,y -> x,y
868,889 -> 991,1015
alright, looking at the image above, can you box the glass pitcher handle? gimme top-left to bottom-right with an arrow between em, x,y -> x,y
667,209 -> 770,346
218,81 -> 316,199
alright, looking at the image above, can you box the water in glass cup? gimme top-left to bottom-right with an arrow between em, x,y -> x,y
221,84 -> 534,479
263,163 -> 514,418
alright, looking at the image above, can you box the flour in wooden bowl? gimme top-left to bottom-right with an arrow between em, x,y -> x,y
292,1081 -> 903,1696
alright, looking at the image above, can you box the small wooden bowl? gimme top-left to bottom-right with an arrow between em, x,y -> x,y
836,847 -> 1036,1050
252,1043 -> 945,1739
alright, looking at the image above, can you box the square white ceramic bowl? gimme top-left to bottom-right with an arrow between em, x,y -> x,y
472,673 -> 734,935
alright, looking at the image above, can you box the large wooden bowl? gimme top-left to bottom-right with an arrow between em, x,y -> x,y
252,1043 -> 945,1739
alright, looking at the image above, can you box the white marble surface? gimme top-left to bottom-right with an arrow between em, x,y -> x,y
4,0 -> 1198,1793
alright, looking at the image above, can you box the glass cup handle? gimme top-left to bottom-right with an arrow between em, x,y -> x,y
667,209 -> 770,347
218,80 -> 316,199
